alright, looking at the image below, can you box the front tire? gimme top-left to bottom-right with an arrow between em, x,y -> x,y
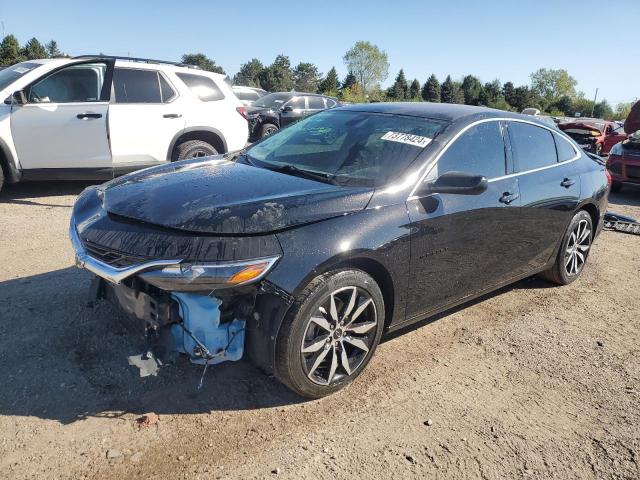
275,269 -> 385,398
540,210 -> 593,285
260,123 -> 279,138
174,140 -> 218,160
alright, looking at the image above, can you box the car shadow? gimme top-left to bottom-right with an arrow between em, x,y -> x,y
609,183 -> 640,208
383,275 -> 553,342
0,181 -> 99,207
0,266 -> 301,425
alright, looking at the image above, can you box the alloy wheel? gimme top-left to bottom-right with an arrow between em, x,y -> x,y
564,219 -> 591,276
300,286 -> 378,386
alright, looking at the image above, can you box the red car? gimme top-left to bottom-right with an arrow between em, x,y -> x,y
606,101 -> 640,193
559,119 -> 626,156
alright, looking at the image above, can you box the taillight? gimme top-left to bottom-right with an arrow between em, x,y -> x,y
236,106 -> 247,120
605,169 -> 612,186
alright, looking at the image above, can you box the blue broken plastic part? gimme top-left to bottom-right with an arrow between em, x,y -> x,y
169,292 -> 245,365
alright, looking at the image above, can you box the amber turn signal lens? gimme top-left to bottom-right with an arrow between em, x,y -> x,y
228,262 -> 270,284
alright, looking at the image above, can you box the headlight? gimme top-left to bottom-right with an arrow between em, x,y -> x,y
138,256 -> 280,292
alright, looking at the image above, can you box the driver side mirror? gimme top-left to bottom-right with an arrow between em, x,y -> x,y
417,171 -> 488,196
281,105 -> 293,113
4,90 -> 27,105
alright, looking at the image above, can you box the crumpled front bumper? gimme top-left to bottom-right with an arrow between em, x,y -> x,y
69,218 -> 247,372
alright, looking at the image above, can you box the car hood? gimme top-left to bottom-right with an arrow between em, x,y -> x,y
246,105 -> 278,116
625,100 -> 640,134
560,122 -> 603,135
101,157 -> 373,235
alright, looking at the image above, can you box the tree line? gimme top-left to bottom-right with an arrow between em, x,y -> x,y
0,35 -> 631,121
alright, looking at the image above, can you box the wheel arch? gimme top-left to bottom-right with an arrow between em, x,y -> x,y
167,127 -> 227,161
0,137 -> 21,184
577,201 -> 600,232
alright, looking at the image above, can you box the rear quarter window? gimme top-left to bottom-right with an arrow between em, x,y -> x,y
176,72 -> 224,101
508,121 -> 558,171
553,133 -> 578,162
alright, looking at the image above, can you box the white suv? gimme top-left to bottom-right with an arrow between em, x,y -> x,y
0,55 -> 248,191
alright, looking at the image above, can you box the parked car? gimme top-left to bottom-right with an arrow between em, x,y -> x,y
247,92 -> 339,140
559,119 -> 626,156
0,55 -> 248,192
232,85 -> 267,106
70,103 -> 609,398
606,100 -> 640,192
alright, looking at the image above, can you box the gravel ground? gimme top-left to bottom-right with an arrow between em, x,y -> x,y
0,181 -> 639,480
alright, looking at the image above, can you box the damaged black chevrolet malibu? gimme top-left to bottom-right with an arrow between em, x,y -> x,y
70,103 -> 609,398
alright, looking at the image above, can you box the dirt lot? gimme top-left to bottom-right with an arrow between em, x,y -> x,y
0,182 -> 639,480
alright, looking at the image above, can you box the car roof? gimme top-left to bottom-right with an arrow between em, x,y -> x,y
336,102 -> 529,123
270,91 -> 336,99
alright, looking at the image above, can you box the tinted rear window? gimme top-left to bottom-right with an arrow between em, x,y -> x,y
176,72 -> 224,101
434,121 -> 506,179
113,68 -> 162,103
509,121 -> 557,171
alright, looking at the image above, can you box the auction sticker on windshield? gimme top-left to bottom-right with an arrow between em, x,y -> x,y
381,131 -> 432,148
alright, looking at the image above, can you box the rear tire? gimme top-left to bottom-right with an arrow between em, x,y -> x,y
0,167 -> 4,194
174,140 -> 218,161
260,123 -> 279,138
275,269 -> 385,399
540,210 -> 593,285
610,181 -> 623,193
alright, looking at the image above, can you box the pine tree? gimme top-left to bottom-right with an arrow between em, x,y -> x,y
234,58 -> 264,87
421,74 -> 440,102
440,75 -> 455,103
461,75 -> 482,105
258,55 -> 294,92
46,40 -> 63,58
318,67 -> 340,95
292,62 -> 321,92
0,35 -> 24,65
409,79 -> 421,100
341,71 -> 357,90
502,81 -> 516,108
22,37 -> 48,60
387,68 -> 409,100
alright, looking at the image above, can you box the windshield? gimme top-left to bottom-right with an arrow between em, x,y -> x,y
253,92 -> 292,109
246,109 -> 448,186
0,62 -> 41,91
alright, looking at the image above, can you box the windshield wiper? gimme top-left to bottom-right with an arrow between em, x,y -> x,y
268,164 -> 336,184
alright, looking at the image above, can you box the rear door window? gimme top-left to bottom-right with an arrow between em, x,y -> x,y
113,68 -> 163,103
176,72 -> 224,101
508,121 -> 558,171
434,121 -> 506,179
308,96 -> 325,110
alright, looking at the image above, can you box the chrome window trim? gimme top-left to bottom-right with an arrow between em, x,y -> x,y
407,117 -> 581,199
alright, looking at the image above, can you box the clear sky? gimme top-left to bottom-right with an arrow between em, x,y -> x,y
2,0 -> 637,106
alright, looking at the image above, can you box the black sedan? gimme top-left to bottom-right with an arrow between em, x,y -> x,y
247,92 -> 339,140
69,103 -> 609,398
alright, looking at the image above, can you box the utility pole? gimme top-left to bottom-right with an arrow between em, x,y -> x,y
590,88 -> 599,117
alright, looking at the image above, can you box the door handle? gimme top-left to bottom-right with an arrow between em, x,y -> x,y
499,191 -> 519,204
76,113 -> 102,120
163,113 -> 182,118
560,178 -> 575,188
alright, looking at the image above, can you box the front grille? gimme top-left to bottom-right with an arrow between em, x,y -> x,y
82,240 -> 150,268
627,165 -> 640,180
